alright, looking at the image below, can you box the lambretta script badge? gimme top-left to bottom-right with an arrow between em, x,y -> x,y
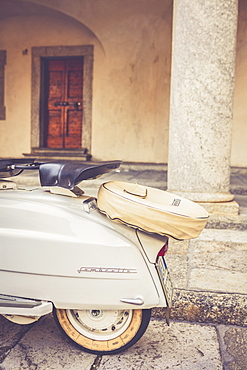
77,266 -> 137,274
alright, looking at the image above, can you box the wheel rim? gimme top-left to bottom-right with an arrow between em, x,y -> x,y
66,309 -> 133,341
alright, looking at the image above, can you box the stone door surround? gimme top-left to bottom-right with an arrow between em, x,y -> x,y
31,45 -> 93,154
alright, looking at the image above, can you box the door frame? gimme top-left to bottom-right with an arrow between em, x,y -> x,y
31,45 -> 93,153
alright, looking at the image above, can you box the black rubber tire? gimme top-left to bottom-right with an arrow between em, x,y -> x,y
54,308 -> 151,355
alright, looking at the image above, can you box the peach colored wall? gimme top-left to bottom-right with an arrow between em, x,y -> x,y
0,0 -> 246,166
232,0 -> 247,167
0,0 -> 172,163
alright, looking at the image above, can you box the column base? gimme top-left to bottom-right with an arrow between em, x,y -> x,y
169,191 -> 234,203
198,201 -> 239,216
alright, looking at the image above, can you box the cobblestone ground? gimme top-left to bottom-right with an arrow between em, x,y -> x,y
0,314 -> 246,370
1,166 -> 246,369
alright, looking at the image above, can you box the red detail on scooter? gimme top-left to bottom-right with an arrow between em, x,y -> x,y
157,241 -> 169,257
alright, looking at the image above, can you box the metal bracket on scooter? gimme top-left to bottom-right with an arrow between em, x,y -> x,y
0,294 -> 52,317
120,297 -> 144,306
83,197 -> 97,213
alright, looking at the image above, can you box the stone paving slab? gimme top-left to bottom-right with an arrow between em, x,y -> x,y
167,228 -> 247,294
1,164 -> 246,348
0,314 -> 94,370
2,168 -> 247,327
188,229 -> 247,294
159,228 -> 247,326
1,314 -> 246,370
217,325 -> 247,370
99,320 -> 222,370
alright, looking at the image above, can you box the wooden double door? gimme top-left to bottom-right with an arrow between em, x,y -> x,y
44,57 -> 84,149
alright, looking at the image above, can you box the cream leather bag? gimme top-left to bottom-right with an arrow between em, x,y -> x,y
97,181 -> 209,240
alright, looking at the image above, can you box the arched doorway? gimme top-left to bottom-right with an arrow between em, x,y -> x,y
0,0 -> 101,161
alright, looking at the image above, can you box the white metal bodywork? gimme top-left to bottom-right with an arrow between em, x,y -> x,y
0,186 -> 168,312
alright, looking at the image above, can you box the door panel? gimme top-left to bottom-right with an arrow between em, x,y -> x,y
65,110 -> 82,148
47,110 -> 63,148
68,69 -> 83,98
45,58 -> 83,149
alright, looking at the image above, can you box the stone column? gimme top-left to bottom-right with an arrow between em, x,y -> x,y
167,0 -> 239,213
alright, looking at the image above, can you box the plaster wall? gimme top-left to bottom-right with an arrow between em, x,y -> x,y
0,0 -> 246,166
232,0 -> 247,167
0,14 -> 99,157
0,0 -> 172,163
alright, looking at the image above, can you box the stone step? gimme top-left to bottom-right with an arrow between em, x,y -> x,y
23,148 -> 92,161
153,289 -> 247,327
195,228 -> 247,245
157,229 -> 247,326
206,212 -> 247,231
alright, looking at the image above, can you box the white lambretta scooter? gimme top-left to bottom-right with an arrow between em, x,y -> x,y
0,159 -> 208,355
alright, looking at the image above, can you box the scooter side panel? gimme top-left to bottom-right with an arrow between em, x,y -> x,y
0,266 -> 162,310
0,190 -> 166,309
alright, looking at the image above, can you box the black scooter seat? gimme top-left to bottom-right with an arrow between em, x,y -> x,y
0,158 -> 121,190
39,161 -> 121,189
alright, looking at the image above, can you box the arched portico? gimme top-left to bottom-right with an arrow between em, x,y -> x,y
0,0 -> 171,163
0,0 -> 104,160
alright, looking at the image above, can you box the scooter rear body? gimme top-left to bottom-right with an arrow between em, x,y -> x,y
0,159 -> 177,354
0,187 -> 169,311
